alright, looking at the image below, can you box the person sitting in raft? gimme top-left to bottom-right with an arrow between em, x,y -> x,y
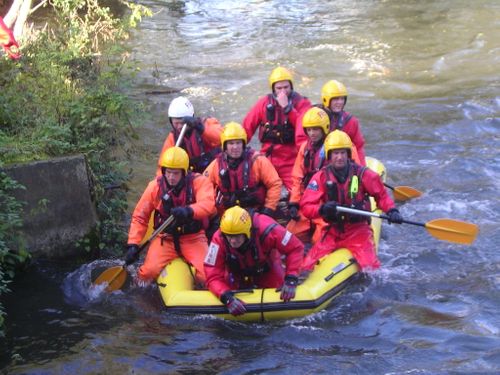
203,121 -> 282,218
157,96 -> 223,175
204,206 -> 304,316
311,79 -> 367,165
126,147 -> 216,285
242,67 -> 312,192
300,130 -> 403,271
287,107 -> 362,244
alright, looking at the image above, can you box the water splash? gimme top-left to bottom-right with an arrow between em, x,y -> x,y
62,260 -> 127,306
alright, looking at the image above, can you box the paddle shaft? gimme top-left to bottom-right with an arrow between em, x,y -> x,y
383,183 -> 397,191
176,123 -> 188,147
335,206 -> 425,227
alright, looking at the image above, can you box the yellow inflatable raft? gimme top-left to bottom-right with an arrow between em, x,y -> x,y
156,157 -> 385,322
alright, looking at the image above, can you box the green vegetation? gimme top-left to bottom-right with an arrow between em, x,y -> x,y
0,0 -> 152,331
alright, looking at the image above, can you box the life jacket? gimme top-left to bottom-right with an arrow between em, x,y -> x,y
258,92 -> 304,145
315,104 -> 353,132
302,140 -> 326,188
174,123 -> 221,173
215,148 -> 267,210
153,172 -> 203,235
324,162 -> 371,226
224,214 -> 277,278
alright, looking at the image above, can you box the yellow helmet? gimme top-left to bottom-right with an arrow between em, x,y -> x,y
268,67 -> 293,90
159,146 -> 189,173
302,107 -> 330,135
221,121 -> 247,149
321,80 -> 348,108
220,206 -> 252,239
324,130 -> 352,158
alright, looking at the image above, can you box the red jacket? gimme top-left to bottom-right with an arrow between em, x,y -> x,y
300,162 -> 395,222
300,106 -> 366,165
204,213 -> 304,298
328,110 -> 366,165
243,92 -> 312,156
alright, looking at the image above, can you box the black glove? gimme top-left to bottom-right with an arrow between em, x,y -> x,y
125,244 -> 140,265
319,201 -> 337,221
236,193 -> 258,207
221,291 -> 247,316
182,116 -> 204,132
387,208 -> 403,224
288,203 -> 300,221
259,207 -> 275,218
171,206 -> 194,224
280,275 -> 298,302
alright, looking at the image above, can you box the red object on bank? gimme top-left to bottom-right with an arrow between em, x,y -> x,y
0,16 -> 21,60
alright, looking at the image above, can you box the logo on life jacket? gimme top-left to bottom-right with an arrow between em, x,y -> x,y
306,179 -> 319,191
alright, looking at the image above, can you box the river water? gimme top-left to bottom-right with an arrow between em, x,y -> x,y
2,0 -> 499,373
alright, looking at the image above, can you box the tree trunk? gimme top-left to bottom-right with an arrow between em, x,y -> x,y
3,0 -> 23,27
13,0 -> 31,39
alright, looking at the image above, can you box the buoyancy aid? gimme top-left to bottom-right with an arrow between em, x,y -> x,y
153,172 -> 203,235
258,92 -> 304,145
324,162 -> 371,226
174,125 -> 221,173
224,215 -> 277,278
302,140 -> 326,188
215,149 -> 267,210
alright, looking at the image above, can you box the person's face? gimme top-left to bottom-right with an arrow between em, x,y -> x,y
306,127 -> 324,143
225,140 -> 244,159
329,149 -> 349,170
224,233 -> 247,248
164,168 -> 184,186
273,80 -> 292,96
171,118 -> 184,131
329,97 -> 346,113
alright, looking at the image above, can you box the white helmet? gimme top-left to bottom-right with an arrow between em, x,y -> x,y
168,96 -> 194,118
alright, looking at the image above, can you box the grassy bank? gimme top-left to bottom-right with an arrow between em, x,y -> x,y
0,0 -> 151,332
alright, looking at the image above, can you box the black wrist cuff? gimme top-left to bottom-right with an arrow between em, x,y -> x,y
220,291 -> 234,305
285,275 -> 299,285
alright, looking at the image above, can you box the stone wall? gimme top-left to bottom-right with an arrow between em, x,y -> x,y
3,154 -> 97,258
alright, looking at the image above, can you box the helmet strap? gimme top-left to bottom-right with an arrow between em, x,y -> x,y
333,160 -> 350,183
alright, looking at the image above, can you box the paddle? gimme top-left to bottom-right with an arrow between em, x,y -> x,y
335,206 -> 479,245
93,215 -> 175,291
384,183 -> 422,202
92,123 -> 189,292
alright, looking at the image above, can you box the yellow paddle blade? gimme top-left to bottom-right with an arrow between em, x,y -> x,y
425,219 -> 479,245
93,266 -> 127,292
393,186 -> 423,201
